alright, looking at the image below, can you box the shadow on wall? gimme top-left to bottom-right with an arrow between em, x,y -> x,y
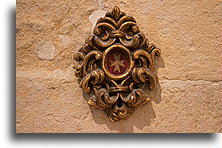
9,7 -> 16,135
89,55 -> 165,133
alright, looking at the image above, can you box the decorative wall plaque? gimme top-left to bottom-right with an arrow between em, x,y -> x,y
73,6 -> 161,121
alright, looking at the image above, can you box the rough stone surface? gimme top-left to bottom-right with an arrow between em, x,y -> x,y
16,0 -> 222,133
58,35 -> 71,49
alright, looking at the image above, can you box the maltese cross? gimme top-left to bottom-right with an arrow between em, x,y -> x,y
109,54 -> 125,73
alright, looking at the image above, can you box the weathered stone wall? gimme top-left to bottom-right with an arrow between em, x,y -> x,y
16,0 -> 222,133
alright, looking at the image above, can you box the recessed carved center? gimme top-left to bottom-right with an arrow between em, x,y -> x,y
102,44 -> 132,80
106,50 -> 129,75
106,51 -> 129,75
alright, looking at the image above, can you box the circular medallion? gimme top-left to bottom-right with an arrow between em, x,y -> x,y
106,51 -> 129,75
102,45 -> 133,80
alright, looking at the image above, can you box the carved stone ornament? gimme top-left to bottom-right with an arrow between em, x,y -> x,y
73,6 -> 161,121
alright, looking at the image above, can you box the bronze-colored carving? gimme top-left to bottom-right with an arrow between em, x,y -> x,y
73,6 -> 161,121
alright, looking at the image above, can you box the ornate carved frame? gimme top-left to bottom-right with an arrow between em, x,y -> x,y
73,6 -> 161,121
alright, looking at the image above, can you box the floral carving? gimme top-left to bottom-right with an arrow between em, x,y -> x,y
73,6 -> 161,121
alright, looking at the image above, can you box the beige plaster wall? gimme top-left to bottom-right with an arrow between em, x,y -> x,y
16,0 -> 222,133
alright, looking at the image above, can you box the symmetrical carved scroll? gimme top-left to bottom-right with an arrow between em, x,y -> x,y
73,6 -> 161,121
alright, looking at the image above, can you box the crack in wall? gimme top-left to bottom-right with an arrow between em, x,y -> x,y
161,79 -> 222,90
161,78 -> 222,83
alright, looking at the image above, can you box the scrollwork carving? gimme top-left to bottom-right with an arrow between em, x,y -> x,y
73,6 -> 161,121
